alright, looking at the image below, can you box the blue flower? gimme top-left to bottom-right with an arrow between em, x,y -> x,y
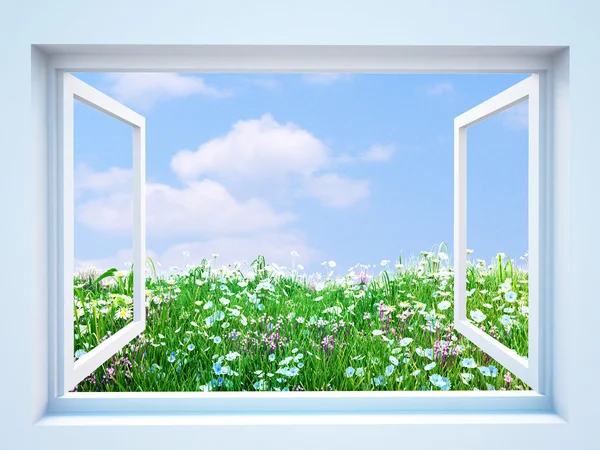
429,374 -> 451,391
167,351 -> 176,363
74,349 -> 87,359
505,291 -> 517,302
214,336 -> 222,344
424,362 -> 436,371
460,358 -> 478,368
356,367 -> 365,377
489,365 -> 498,377
437,300 -> 451,311
269,353 -> 276,362
400,337 -> 413,347
424,348 -> 434,360
187,344 -> 195,351
479,366 -> 491,377
345,366 -> 355,377
389,356 -> 399,366
470,309 -> 487,323
385,365 -> 395,376
288,367 -> 299,376
213,363 -> 223,375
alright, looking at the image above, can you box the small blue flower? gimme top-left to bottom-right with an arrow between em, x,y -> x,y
168,352 -> 176,363
470,309 -> 487,323
505,291 -> 517,302
389,356 -> 399,366
213,363 -> 223,375
430,374 -> 451,391
437,300 -> 451,311
489,365 -> 498,377
479,366 -> 492,377
288,367 -> 299,376
424,348 -> 434,360
399,337 -> 413,347
424,362 -> 436,371
345,366 -> 355,377
356,367 -> 365,377
74,349 -> 87,359
214,336 -> 222,344
460,358 -> 478,369
269,353 -> 275,362
297,362 -> 304,368
187,344 -> 195,351
385,365 -> 395,376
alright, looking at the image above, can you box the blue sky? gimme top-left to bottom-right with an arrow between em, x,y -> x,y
72,72 -> 529,274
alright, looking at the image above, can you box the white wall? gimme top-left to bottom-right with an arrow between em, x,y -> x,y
1,1 -> 598,449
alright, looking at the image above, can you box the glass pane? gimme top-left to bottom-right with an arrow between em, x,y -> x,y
73,98 -> 134,372
465,99 -> 530,378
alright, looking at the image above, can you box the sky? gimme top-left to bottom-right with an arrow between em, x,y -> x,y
71,72 -> 530,275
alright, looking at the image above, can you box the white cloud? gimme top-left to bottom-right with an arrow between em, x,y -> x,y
334,144 -> 395,164
75,231 -> 322,274
360,144 -> 395,162
302,74 -> 353,85
75,166 -> 295,237
248,77 -> 280,90
500,101 -> 528,130
75,248 -> 160,273
299,173 -> 370,208
423,82 -> 454,96
160,231 -> 322,270
170,114 -> 375,208
170,113 -> 331,182
103,73 -> 233,109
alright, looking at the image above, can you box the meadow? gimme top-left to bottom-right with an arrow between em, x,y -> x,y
72,244 -> 530,392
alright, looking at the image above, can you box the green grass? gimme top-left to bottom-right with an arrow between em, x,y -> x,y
72,244 -> 529,392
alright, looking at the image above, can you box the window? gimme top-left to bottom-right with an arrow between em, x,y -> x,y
38,45 -> 566,420
59,73 -> 147,394
454,75 -> 540,390
55,69 -> 546,402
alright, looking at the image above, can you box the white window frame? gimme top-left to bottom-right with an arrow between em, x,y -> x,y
454,75 -> 540,390
38,45 -> 565,425
59,73 -> 146,395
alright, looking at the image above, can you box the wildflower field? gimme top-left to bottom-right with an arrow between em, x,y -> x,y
73,245 -> 529,392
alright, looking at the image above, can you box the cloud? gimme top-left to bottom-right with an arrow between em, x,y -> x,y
74,163 -> 132,199
423,82 -> 454,96
359,144 -> 395,162
170,114 -> 374,208
299,173 -> 370,208
500,101 -> 528,130
75,165 -> 295,237
248,77 -> 280,90
103,73 -> 233,109
334,144 -> 395,164
302,74 -> 353,86
75,231 -> 323,274
170,113 -> 331,182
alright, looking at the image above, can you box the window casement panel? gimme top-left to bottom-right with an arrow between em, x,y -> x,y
58,73 -> 146,395
453,75 -> 540,391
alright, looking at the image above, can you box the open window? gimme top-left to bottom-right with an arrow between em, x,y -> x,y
58,73 -> 146,394
453,75 -> 539,390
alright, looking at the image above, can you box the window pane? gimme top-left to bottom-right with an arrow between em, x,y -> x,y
73,98 -> 135,372
466,99 -> 529,362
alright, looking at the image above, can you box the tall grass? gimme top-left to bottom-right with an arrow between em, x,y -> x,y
72,245 -> 529,392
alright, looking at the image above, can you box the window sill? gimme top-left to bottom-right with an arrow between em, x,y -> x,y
36,411 -> 566,427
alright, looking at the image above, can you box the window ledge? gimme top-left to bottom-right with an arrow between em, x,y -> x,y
36,411 -> 566,427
